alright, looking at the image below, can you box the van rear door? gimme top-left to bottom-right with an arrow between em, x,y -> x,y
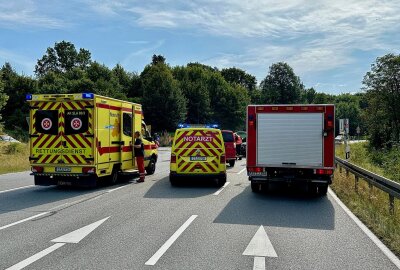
174,129 -> 224,174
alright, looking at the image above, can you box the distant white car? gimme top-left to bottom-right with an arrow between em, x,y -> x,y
0,134 -> 21,143
335,135 -> 344,144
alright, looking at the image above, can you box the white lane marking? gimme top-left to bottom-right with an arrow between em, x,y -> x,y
213,182 -> 230,196
243,226 -> 277,257
145,215 -> 198,266
253,257 -> 265,270
328,188 -> 400,269
107,185 -> 129,193
237,168 -> 246,175
0,185 -> 35,194
52,216 -> 110,244
0,212 -> 49,231
5,243 -> 66,270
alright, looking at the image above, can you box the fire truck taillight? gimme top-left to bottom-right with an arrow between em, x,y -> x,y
315,169 -> 333,175
82,167 -> 96,174
248,167 -> 263,173
32,166 -> 43,173
171,154 -> 176,163
248,114 -> 255,127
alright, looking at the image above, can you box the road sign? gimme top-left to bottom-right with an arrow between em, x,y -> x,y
339,119 -> 344,134
345,119 -> 349,134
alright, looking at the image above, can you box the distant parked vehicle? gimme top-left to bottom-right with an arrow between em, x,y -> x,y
335,135 -> 344,144
222,130 -> 236,167
0,134 -> 20,143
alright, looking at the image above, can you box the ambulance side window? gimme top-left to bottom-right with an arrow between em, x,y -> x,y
35,110 -> 58,135
123,113 -> 132,136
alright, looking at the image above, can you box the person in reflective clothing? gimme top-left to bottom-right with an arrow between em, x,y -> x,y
134,131 -> 145,182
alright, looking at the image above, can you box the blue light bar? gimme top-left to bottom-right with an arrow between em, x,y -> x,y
178,123 -> 191,128
26,94 -> 32,100
82,93 -> 94,99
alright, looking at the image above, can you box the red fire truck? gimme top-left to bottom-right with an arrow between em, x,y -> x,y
246,104 -> 335,196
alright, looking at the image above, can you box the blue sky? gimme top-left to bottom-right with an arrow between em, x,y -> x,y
0,0 -> 399,94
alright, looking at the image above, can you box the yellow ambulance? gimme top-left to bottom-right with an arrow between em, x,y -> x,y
169,126 -> 227,186
26,93 -> 158,187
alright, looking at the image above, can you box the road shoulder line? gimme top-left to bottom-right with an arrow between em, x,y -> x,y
0,212 -> 50,231
328,188 -> 400,269
213,182 -> 230,196
0,185 -> 35,194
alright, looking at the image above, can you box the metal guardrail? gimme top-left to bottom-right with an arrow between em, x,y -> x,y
335,157 -> 400,214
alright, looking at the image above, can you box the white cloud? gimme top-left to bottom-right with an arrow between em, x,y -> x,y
87,0 -> 400,78
0,0 -> 66,28
121,39 -> 165,66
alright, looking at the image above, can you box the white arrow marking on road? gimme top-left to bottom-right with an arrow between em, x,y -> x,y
243,226 -> 277,270
6,217 -> 110,270
52,216 -> 110,243
243,226 -> 277,257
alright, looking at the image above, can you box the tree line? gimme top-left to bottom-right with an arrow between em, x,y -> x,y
0,41 -> 399,149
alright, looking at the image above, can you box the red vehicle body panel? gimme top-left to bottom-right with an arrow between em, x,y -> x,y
222,130 -> 236,161
246,104 -> 335,170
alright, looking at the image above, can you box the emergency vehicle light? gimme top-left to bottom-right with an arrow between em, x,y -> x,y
26,94 -> 32,100
82,93 -> 94,99
178,123 -> 191,128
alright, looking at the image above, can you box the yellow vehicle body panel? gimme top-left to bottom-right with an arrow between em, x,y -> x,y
28,93 -> 158,185
170,128 -> 226,175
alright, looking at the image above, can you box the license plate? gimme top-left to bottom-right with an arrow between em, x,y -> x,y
248,171 -> 268,176
55,167 -> 71,172
190,156 -> 207,161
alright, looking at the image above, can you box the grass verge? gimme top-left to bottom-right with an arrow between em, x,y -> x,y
333,143 -> 400,257
0,142 -> 30,174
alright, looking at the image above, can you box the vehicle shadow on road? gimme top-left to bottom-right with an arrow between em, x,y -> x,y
0,185 -> 114,213
213,186 -> 335,230
144,176 -> 219,199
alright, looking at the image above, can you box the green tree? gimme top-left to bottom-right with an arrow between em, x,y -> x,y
141,60 -> 187,132
1,63 -> 35,132
35,41 -> 92,77
173,65 -> 212,124
0,71 -> 8,131
363,53 -> 400,148
260,62 -> 304,104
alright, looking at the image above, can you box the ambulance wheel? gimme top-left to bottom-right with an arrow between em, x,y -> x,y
146,158 -> 156,175
109,166 -> 119,185
229,160 -> 235,167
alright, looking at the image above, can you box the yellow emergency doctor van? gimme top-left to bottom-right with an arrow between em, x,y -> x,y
170,126 -> 227,186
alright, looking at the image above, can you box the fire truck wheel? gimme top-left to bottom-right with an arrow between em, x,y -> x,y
251,182 -> 260,193
146,158 -> 156,175
318,184 -> 328,196
308,183 -> 318,196
229,160 -> 235,167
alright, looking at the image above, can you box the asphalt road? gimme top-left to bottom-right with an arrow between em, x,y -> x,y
0,147 -> 398,270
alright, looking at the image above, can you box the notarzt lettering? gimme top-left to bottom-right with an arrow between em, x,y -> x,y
183,136 -> 213,142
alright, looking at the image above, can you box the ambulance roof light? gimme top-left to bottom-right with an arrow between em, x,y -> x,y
26,94 -> 32,100
82,93 -> 94,99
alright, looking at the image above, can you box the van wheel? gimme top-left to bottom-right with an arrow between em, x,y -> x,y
229,160 -> 235,167
217,175 -> 226,187
146,158 -> 156,175
170,174 -> 178,186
